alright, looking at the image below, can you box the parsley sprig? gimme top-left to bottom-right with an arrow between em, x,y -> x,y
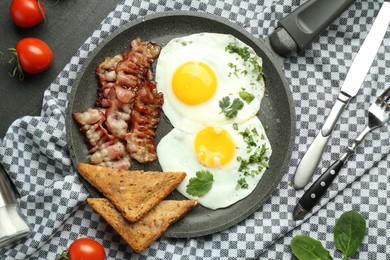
186,170 -> 214,197
219,96 -> 244,119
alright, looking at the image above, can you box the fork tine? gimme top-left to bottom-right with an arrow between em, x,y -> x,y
369,86 -> 390,128
374,87 -> 390,108
385,95 -> 390,103
379,87 -> 390,117
379,86 -> 390,100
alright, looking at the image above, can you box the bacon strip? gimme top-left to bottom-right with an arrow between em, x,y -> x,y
95,54 -> 124,108
104,87 -> 134,138
73,108 -> 131,170
104,38 -> 161,139
73,38 -> 163,170
125,81 -> 164,163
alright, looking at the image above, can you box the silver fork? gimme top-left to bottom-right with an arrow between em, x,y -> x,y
293,86 -> 390,220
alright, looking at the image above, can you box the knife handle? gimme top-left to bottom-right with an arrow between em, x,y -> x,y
270,0 -> 356,57
293,132 -> 330,189
294,93 -> 350,189
297,159 -> 345,214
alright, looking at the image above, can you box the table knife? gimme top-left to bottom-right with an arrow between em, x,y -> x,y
293,1 -> 390,190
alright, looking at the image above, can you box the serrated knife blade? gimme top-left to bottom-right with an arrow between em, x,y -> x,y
293,2 -> 390,190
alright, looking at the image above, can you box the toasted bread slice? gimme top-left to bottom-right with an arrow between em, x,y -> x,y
87,198 -> 197,253
78,163 -> 186,222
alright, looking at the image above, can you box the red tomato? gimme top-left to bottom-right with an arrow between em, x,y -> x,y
68,238 -> 106,260
10,0 -> 46,28
15,38 -> 53,74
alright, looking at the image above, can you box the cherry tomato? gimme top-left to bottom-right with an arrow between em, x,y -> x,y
14,37 -> 53,74
10,0 -> 46,28
68,238 -> 106,260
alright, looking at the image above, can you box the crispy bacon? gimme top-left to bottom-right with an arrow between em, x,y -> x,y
104,87 -> 133,138
130,38 -> 162,60
73,108 -> 112,146
115,38 -> 161,89
73,108 -> 131,170
95,54 -> 124,108
73,38 -> 163,170
104,38 -> 161,140
125,81 -> 164,163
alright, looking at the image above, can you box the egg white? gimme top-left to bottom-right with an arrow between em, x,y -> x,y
157,116 -> 272,210
155,33 -> 265,134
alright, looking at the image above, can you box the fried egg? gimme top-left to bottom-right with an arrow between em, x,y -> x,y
157,116 -> 272,210
155,33 -> 266,133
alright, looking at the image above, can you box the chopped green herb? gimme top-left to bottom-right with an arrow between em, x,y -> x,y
186,170 -> 214,197
225,43 -> 251,61
225,43 -> 265,83
228,62 -> 239,78
219,96 -> 244,118
237,140 -> 269,177
232,123 -> 238,130
249,145 -> 268,165
236,177 -> 249,189
239,128 -> 257,148
239,89 -> 255,104
250,57 -> 265,82
251,128 -> 259,136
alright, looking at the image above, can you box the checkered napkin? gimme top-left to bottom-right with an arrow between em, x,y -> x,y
1,0 -> 389,259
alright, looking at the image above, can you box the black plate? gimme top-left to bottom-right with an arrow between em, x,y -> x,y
66,11 -> 295,238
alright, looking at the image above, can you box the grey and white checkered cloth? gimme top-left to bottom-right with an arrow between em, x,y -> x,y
1,0 -> 390,259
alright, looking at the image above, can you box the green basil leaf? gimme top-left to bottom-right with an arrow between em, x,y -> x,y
290,235 -> 332,260
334,210 -> 366,259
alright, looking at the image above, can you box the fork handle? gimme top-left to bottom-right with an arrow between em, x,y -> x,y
293,159 -> 345,220
340,125 -> 372,161
293,124 -> 376,220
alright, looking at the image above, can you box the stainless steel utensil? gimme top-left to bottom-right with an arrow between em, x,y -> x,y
0,164 -> 31,247
293,86 -> 390,220
0,166 -> 17,209
293,2 -> 390,189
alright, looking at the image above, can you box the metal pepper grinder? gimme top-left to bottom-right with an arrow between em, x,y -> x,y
0,164 -> 31,247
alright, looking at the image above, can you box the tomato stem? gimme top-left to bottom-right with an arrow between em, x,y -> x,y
37,0 -> 46,22
57,250 -> 70,260
7,48 -> 24,81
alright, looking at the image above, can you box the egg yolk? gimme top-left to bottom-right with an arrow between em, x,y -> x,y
172,61 -> 217,105
194,127 -> 235,168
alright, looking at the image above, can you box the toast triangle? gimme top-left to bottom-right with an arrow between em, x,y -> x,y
78,163 -> 186,222
87,198 -> 197,253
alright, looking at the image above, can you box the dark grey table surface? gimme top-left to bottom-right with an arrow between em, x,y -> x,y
0,0 -> 118,139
